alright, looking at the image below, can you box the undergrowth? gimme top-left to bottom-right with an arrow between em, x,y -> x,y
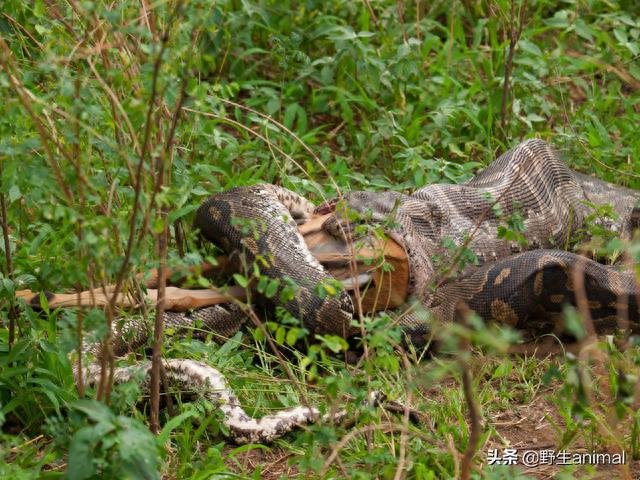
1,0 -> 640,478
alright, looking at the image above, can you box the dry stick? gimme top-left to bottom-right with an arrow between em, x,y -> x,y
150,82 -> 186,435
397,0 -> 408,43
447,1 -> 456,65
71,14 -> 132,149
86,56 -> 140,177
43,0 -> 77,41
565,50 -> 640,91
137,110 -> 177,244
545,53 -> 640,89
65,0 -> 139,178
460,366 -> 481,478
150,210 -> 168,434
73,75 -> 86,398
500,0 -> 527,138
139,0 -> 158,41
572,255 -> 631,480
446,433 -> 461,479
2,13 -> 44,50
457,304 -> 482,480
0,159 -> 16,347
174,219 -> 186,258
392,352 -> 414,480
67,0 -> 143,91
361,0 -> 379,27
97,28 -> 171,402
415,0 -> 421,41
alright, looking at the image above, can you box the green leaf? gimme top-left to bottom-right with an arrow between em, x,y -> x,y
286,327 -> 300,346
316,334 -> 348,353
67,426 -> 99,480
72,399 -> 115,424
2,278 -> 15,297
117,417 -> 160,480
493,360 -> 513,379
563,305 -> 586,341
233,274 -> 249,289
8,185 -> 21,203
157,410 -> 198,445
265,278 -> 279,298
256,275 -> 269,294
323,282 -> 336,296
167,205 -> 199,224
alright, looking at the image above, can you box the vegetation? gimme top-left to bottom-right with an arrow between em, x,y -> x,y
1,0 -> 640,478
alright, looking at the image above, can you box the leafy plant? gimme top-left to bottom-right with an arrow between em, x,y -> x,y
1,0 -> 639,478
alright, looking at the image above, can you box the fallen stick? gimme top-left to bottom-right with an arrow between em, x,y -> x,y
15,213 -> 410,313
16,285 -> 247,312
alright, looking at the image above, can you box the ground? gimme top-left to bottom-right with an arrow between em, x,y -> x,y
2,0 -> 640,478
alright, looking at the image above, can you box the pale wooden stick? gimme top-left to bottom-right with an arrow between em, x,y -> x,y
16,286 -> 246,312
15,213 -> 410,313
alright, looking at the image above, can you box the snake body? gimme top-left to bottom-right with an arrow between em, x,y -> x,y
84,139 -> 639,444
195,184 -> 354,337
84,359 -> 342,444
190,139 -> 639,338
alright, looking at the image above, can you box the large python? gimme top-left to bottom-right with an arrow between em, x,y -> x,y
79,139 -> 640,443
192,138 -> 640,338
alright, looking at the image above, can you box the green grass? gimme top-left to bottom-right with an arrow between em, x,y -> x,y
1,0 -> 640,478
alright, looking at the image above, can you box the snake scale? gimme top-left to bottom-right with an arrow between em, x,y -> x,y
83,139 -> 640,444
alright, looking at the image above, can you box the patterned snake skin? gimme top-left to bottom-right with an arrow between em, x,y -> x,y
191,139 -> 639,338
88,139 -> 640,444
84,359 -> 370,444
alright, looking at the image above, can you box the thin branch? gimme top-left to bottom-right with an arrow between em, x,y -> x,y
397,0 -> 408,43
447,1 -> 456,65
457,304 -> 482,480
0,158 -> 16,347
138,81 -> 187,247
2,13 -> 44,50
97,26 -> 172,402
150,212 -> 168,433
393,352 -> 413,480
415,0 -> 422,41
73,75 -> 86,398
361,0 -> 379,27
150,81 -> 186,434
500,0 -> 528,138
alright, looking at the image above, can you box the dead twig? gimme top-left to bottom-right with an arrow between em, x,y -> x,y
500,0 -> 528,138
97,22 -> 172,402
150,79 -> 187,434
73,75 -> 86,398
457,304 -> 482,480
0,158 -> 16,347
393,352 -> 414,480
